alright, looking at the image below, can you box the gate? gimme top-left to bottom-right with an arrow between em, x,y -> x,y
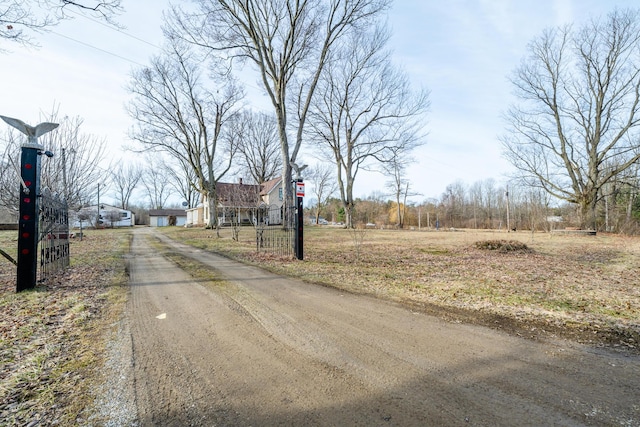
38,189 -> 70,281
2,115 -> 64,291
255,204 -> 295,257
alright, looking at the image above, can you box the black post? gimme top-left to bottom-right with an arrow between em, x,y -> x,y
294,178 -> 304,260
17,145 -> 41,291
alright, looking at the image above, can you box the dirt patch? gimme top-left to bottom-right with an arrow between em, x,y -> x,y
401,298 -> 640,354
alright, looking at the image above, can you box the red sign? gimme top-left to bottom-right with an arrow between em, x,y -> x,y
296,182 -> 305,197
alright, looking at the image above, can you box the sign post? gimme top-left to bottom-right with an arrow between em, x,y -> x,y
294,179 -> 304,260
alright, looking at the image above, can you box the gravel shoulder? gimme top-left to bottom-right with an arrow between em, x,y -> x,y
104,227 -> 640,426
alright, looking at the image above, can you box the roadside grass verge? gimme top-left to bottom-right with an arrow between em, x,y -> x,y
0,229 -> 130,426
159,226 -> 640,351
148,234 -> 228,288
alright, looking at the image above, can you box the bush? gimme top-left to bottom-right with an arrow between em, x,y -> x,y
474,239 -> 531,253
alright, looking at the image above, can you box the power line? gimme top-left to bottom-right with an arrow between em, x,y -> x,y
50,30 -> 147,67
47,7 -> 163,67
52,10 -> 275,113
64,8 -> 163,50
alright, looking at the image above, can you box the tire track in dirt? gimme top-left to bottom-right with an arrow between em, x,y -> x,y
126,228 -> 640,426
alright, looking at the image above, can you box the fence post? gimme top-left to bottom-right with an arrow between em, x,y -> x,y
0,115 -> 59,292
16,144 -> 41,291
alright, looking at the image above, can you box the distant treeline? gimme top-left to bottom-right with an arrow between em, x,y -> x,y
311,179 -> 640,234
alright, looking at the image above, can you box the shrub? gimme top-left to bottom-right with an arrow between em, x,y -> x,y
474,239 -> 531,253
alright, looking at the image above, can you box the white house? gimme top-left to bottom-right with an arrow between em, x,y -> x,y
71,204 -> 134,228
149,209 -> 187,227
185,177 -> 284,227
259,177 -> 285,225
260,177 -> 284,206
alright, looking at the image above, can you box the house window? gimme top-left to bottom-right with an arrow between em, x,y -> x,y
120,212 -> 128,218
278,188 -> 283,201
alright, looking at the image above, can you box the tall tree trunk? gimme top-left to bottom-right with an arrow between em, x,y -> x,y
579,196 -> 598,231
205,187 -> 218,232
627,192 -> 635,223
605,194 -> 610,232
345,176 -> 356,228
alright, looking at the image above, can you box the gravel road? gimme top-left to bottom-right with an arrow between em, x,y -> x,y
103,227 -> 640,426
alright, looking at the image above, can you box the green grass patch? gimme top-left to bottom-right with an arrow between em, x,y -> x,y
149,234 -> 228,289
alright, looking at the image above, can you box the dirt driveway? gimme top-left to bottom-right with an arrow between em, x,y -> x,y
116,227 -> 639,426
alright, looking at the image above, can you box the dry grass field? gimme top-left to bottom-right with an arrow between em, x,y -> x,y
160,226 -> 640,351
0,229 -> 130,425
1,225 -> 638,423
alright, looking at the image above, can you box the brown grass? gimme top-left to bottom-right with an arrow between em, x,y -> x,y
0,229 -> 130,425
474,239 -> 531,252
161,226 -> 640,350
4,224 -> 636,425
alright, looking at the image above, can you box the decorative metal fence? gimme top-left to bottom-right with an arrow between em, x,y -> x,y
255,204 -> 295,257
38,189 -> 70,281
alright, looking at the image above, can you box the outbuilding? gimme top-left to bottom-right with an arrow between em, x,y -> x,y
149,209 -> 187,227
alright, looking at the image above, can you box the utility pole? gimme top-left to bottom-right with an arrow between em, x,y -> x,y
506,186 -> 511,232
97,183 -> 100,228
62,147 -> 68,201
62,148 -> 69,202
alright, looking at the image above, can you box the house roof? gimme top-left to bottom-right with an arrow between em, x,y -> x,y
149,209 -> 187,217
260,177 -> 282,196
217,182 -> 262,208
195,177 -> 283,209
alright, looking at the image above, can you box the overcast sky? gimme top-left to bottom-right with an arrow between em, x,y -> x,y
1,0 -> 638,205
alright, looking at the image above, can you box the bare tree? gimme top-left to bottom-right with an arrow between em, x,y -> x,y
383,146 -> 419,229
161,156 -> 200,209
502,9 -> 640,230
622,164 -> 640,229
40,113 -> 108,208
481,178 -> 498,229
218,181 -> 261,241
0,131 -> 23,213
140,156 -> 173,210
307,25 -> 429,228
103,208 -> 122,228
0,108 -> 107,211
306,164 -> 337,225
75,207 -> 94,228
468,180 -> 483,229
110,161 -> 142,210
168,0 -> 390,212
523,186 -> 553,232
235,111 -> 282,184
600,160 -> 640,232
440,181 -> 467,229
1,0 -> 123,49
127,39 -> 244,228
